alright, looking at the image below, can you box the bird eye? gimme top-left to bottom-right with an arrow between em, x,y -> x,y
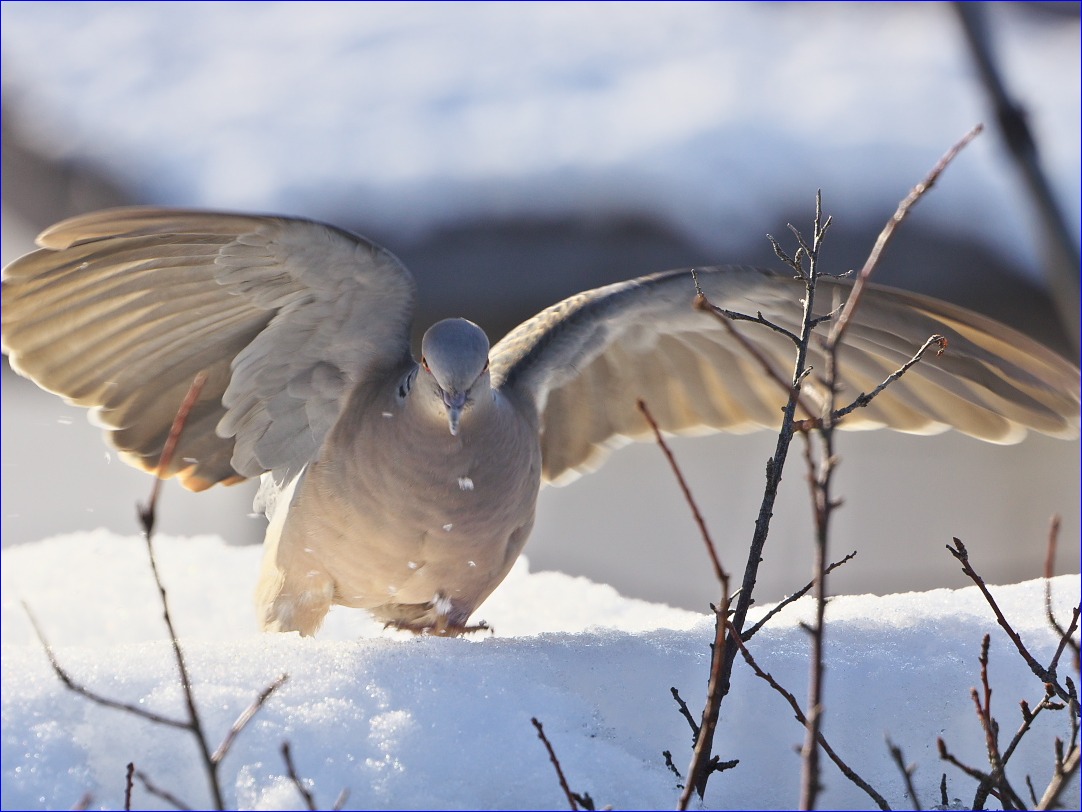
421,357 -> 431,372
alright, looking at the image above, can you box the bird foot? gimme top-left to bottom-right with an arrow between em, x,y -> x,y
384,618 -> 494,637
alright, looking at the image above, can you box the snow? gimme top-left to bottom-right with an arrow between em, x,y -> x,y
2,531 -> 1078,810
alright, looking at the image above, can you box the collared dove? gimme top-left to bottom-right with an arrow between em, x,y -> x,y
2,209 -> 1078,635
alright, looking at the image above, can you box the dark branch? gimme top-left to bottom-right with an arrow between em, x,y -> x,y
830,335 -> 948,423
946,538 -> 1074,702
741,551 -> 857,642
134,769 -> 193,811
281,742 -> 318,812
22,602 -> 187,730
212,674 -> 289,764
669,687 -> 700,742
886,736 -> 922,811
829,124 -> 982,347
730,624 -> 890,811
638,398 -> 727,584
532,717 -> 585,812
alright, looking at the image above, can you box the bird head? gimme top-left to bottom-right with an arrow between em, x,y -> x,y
419,318 -> 491,436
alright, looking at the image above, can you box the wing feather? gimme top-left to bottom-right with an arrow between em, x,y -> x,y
492,266 -> 1079,485
2,208 -> 416,489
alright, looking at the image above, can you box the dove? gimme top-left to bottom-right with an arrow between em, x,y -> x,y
2,208 -> 1078,635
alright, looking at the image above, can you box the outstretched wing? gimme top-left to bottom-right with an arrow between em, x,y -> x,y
490,266 -> 1079,485
2,208 -> 416,490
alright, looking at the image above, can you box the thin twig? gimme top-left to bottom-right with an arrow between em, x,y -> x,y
678,594 -> 734,807
662,750 -> 685,785
953,3 -> 1080,352
212,673 -> 289,763
134,769 -> 193,811
669,687 -> 700,741
791,194 -> 837,812
937,738 -> 1001,792
742,551 -> 857,642
22,602 -> 187,729
531,717 -> 584,812
640,387 -> 739,806
705,190 -> 826,740
124,762 -> 135,812
331,788 -> 352,811
1037,739 -> 1080,810
970,635 -> 1026,810
638,398 -> 726,584
139,371 -> 208,535
692,287 -> 819,423
946,538 -> 1074,702
1043,516 -> 1080,671
830,335 -> 948,423
828,124 -> 983,347
133,374 -> 228,809
281,742 -> 318,812
730,625 -> 890,811
886,736 -> 922,811
702,301 -> 802,346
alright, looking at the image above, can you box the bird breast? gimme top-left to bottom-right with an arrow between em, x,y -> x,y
279,373 -> 542,610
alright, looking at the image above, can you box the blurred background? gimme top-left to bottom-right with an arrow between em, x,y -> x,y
2,2 -> 1078,613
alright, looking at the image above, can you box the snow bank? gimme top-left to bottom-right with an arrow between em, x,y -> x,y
2,532 -> 1077,810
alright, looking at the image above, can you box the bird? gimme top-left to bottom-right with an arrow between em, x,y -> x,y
2,208 -> 1078,636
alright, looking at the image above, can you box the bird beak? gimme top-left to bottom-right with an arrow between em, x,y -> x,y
442,389 -> 468,436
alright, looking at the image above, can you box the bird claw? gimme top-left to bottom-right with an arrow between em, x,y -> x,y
383,618 -> 494,637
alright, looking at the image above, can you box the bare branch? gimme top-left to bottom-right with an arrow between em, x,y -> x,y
741,551 -> 857,642
730,626 -> 890,811
281,742 -> 318,812
1044,516 -> 1080,671
128,372 -> 228,809
938,737 -> 999,790
669,687 -> 700,741
970,635 -> 1026,810
946,538 -> 1074,702
531,717 -> 593,811
138,371 -> 208,535
638,398 -> 727,584
886,736 -> 922,811
134,769 -> 193,811
331,788 -> 352,811
662,750 -> 685,785
830,335 -> 948,423
678,597 -> 735,808
22,602 -> 187,730
124,762 -> 134,812
691,285 -> 818,423
212,673 -> 289,764
690,274 -> 802,346
828,124 -> 982,347
1037,744 -> 1081,810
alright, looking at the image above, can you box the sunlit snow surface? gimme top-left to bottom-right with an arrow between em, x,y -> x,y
2,532 -> 1077,810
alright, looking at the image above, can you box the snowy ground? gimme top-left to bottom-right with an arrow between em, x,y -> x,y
2,532 -> 1079,810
